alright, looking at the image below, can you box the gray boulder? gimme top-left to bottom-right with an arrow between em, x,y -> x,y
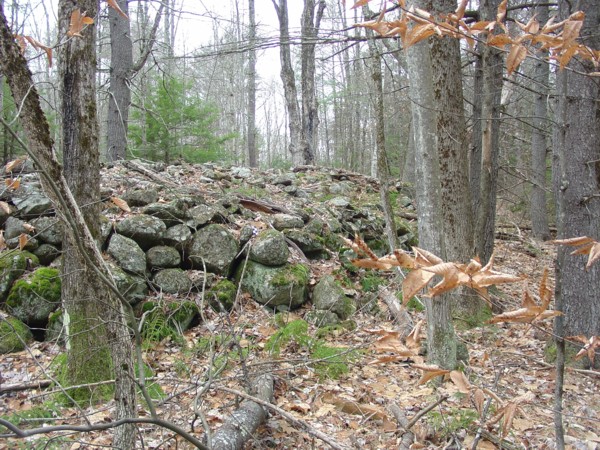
33,244 -> 61,265
272,213 -> 304,230
249,230 -> 289,266
4,216 -> 29,240
0,314 -> 33,354
284,229 -> 325,255
143,201 -> 189,227
123,188 -> 158,207
108,263 -> 148,304
31,217 -> 63,246
6,267 -> 61,327
0,250 -> 39,302
108,234 -> 147,275
147,246 -> 181,269
116,214 -> 166,250
186,204 -> 227,229
305,310 -> 340,327
12,187 -> 53,218
6,235 -> 38,251
153,268 -> 192,294
312,275 -> 356,320
238,261 -> 309,309
162,224 -> 192,250
187,224 -> 238,275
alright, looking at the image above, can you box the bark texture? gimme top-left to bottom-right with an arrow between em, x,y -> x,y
475,0 -> 504,264
405,4 -> 456,369
0,4 -> 136,449
212,374 -> 274,450
553,0 -> 600,341
247,0 -> 257,167
529,3 -> 550,241
106,0 -> 132,162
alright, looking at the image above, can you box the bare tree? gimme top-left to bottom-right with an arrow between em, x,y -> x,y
404,0 -> 456,369
247,0 -> 257,167
529,3 -> 550,240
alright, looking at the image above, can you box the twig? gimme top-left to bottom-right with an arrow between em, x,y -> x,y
0,417 -> 208,449
215,385 -> 348,450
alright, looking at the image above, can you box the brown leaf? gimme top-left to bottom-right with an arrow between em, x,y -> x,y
413,364 -> 450,385
67,9 -> 94,37
496,0 -> 507,23
487,34 -> 513,48
506,44 -> 527,75
4,157 -> 27,173
111,196 -> 131,213
449,371 -> 471,394
24,35 -> 53,66
455,0 -> 469,21
402,268 -> 435,304
0,231 -> 6,252
0,201 -> 10,214
351,0 -> 372,8
570,335 -> 600,364
473,388 -> 486,416
5,178 -> 20,190
18,233 -> 29,250
106,0 -> 129,19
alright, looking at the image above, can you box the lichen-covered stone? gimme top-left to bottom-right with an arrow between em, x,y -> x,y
123,188 -> 158,207
271,213 -> 304,230
284,229 -> 324,255
237,261 -> 309,308
187,224 -> 238,275
30,217 -> 63,246
33,244 -> 61,266
108,263 -> 148,304
304,310 -> 340,327
143,202 -> 189,227
0,315 -> 33,353
147,246 -> 181,269
116,214 -> 166,250
153,268 -> 192,294
107,234 -> 147,275
312,275 -> 356,320
162,224 -> 192,250
249,230 -> 289,266
186,205 -> 227,229
0,250 -> 39,302
6,267 -> 61,327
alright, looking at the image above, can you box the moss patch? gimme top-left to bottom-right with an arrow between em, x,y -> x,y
6,267 -> 61,326
208,279 -> 237,311
0,316 -> 33,353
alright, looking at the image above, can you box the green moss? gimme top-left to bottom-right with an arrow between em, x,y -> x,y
265,319 -> 310,355
271,263 -> 309,287
6,267 -> 61,308
52,352 -> 114,405
0,316 -> 33,353
315,320 -> 357,339
311,344 -> 358,380
0,401 -> 62,429
208,279 -> 237,311
361,272 -> 386,292
405,296 -> 425,312
427,408 -> 478,437
141,299 -> 198,344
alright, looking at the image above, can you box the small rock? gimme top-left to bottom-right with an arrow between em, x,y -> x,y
153,268 -> 192,294
272,213 -> 304,230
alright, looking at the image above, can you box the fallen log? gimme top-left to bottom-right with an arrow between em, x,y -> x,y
211,374 -> 274,450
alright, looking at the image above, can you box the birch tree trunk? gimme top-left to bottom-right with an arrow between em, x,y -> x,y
404,2 -> 456,369
0,4 -> 136,448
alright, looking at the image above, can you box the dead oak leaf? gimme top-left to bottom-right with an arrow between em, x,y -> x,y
552,236 -> 600,270
487,391 -> 535,438
569,335 -> 600,364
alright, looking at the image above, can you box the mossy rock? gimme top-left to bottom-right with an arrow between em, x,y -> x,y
140,300 -> 199,342
208,279 -> 237,312
237,261 -> 309,309
0,315 -> 33,353
6,267 -> 61,327
46,309 -> 65,345
0,250 -> 39,302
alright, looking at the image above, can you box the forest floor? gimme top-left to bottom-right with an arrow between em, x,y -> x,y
2,230 -> 599,449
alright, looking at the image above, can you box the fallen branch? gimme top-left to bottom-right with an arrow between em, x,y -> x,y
388,395 -> 448,449
0,417 -> 208,449
215,382 -> 347,450
0,380 -> 51,394
211,374 -> 274,450
379,287 -> 413,337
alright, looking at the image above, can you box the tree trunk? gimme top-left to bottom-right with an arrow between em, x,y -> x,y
404,1 -> 456,369
475,0 -> 504,264
553,0 -> 600,342
0,4 -> 136,448
529,3 -> 550,241
106,0 -> 132,162
247,0 -> 257,167
364,9 -> 397,251
272,0 -> 302,165
299,0 -> 326,165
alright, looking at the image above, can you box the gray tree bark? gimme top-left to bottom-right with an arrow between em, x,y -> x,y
0,4 -> 136,448
405,0 -> 457,369
106,0 -> 131,162
364,8 -> 397,251
247,0 -> 257,167
529,3 -> 550,241
553,0 -> 600,341
475,0 -> 504,264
